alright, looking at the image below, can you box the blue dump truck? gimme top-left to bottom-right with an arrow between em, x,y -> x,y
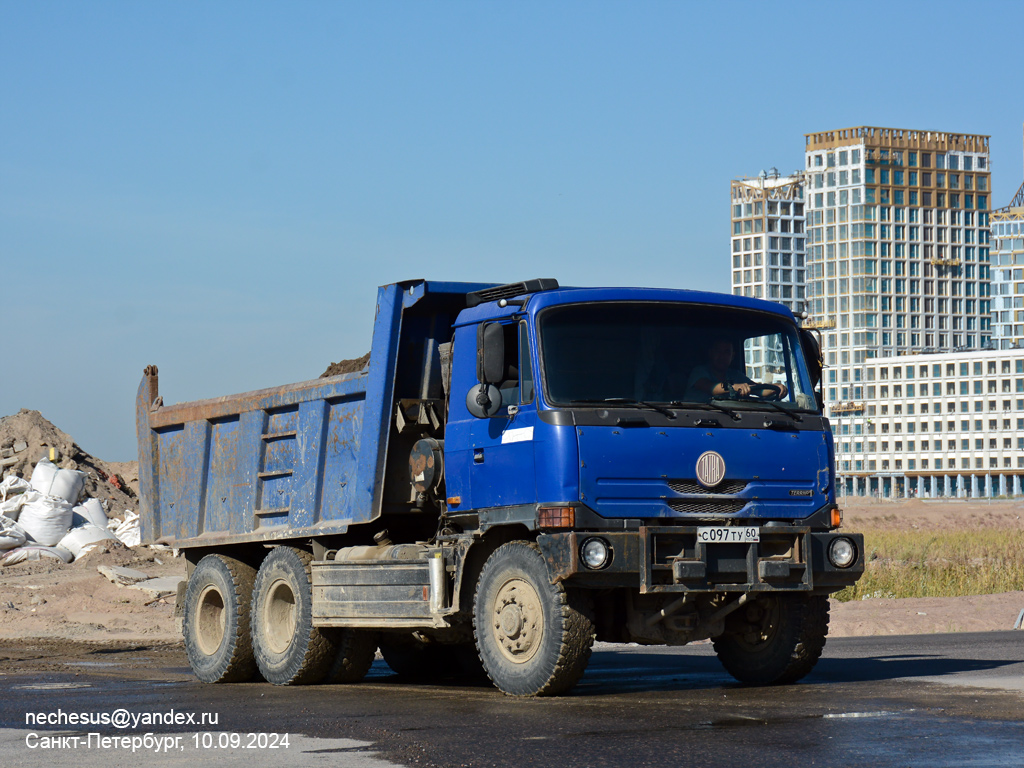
137,279 -> 863,696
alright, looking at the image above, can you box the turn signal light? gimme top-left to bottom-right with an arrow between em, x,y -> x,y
538,505 -> 575,529
830,507 -> 843,528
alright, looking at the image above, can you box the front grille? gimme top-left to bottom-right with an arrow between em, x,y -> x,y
668,479 -> 748,495
667,500 -> 747,515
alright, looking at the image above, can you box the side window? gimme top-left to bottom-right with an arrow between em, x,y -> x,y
519,321 -> 534,404
496,322 -> 520,409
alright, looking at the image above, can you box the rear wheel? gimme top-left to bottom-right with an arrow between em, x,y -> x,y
379,635 -> 485,681
713,594 -> 829,685
473,541 -> 595,696
323,628 -> 378,684
251,547 -> 337,685
183,554 -> 257,683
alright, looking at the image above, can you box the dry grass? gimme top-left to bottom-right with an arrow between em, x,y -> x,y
833,529 -> 1024,602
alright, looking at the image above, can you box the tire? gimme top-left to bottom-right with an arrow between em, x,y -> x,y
323,629 -> 378,684
379,635 -> 485,682
473,541 -> 595,697
251,547 -> 337,685
712,594 -> 830,685
379,635 -> 446,679
183,554 -> 257,683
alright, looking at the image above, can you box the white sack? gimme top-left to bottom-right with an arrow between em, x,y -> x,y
59,524 -> 119,559
0,491 -> 29,521
0,475 -> 30,502
0,488 -> 49,521
30,458 -> 85,504
0,515 -> 27,550
1,545 -> 74,566
113,510 -> 140,548
72,497 -> 107,529
18,494 -> 74,546
29,458 -> 57,492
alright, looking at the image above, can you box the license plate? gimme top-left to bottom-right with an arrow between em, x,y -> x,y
697,526 -> 760,544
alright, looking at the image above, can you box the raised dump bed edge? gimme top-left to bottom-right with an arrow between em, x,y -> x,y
137,278 -> 864,696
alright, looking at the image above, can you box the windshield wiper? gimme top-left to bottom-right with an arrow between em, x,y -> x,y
569,398 -> 677,419
668,400 -> 740,420
752,399 -> 803,422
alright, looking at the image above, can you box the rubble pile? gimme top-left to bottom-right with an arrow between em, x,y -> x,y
0,410 -> 141,567
0,409 -> 138,514
320,352 -> 370,378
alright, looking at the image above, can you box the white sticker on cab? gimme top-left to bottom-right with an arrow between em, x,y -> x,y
501,426 -> 534,444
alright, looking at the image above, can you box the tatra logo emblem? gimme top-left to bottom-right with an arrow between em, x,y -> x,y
695,451 -> 726,488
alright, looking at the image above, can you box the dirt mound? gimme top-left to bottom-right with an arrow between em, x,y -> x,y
321,352 -> 370,378
0,409 -> 138,519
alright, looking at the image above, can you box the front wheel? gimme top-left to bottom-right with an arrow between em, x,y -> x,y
712,594 -> 829,685
473,542 -> 595,697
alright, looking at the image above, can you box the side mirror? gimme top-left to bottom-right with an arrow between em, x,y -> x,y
466,383 -> 503,418
799,328 -> 823,388
478,323 -> 505,385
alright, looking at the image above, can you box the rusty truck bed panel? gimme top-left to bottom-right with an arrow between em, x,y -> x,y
140,374 -> 367,546
136,279 -> 492,549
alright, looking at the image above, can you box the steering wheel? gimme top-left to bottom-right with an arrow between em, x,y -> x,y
743,383 -> 783,402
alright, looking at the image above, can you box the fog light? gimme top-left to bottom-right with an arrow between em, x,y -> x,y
580,538 -> 611,570
828,537 -> 856,568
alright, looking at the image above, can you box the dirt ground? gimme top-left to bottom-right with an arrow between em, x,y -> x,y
0,497 -> 1021,660
831,497 -> 1024,636
0,543 -> 183,645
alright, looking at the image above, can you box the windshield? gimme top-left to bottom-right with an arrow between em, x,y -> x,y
537,301 -> 816,411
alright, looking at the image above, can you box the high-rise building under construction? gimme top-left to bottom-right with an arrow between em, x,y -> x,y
801,127 -> 991,400
729,170 -> 807,314
990,127 -> 1024,349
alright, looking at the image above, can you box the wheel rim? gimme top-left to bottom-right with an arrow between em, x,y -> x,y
491,577 -> 544,664
195,585 -> 226,656
264,578 -> 297,654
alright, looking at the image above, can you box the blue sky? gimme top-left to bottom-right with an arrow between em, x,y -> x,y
2,0 -> 1023,461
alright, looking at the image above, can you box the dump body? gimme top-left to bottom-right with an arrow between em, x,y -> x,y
136,280 -> 489,548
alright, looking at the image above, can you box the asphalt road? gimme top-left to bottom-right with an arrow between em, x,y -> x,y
2,632 -> 1022,768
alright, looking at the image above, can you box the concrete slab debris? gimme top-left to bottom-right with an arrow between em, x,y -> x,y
97,565 -> 149,585
130,577 -> 183,600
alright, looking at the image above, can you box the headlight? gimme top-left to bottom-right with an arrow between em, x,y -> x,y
828,537 -> 856,568
580,538 -> 611,570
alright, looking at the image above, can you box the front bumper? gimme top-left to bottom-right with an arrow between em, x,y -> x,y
537,526 -> 864,594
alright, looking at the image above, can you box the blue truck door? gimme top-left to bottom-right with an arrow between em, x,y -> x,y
463,320 -> 538,510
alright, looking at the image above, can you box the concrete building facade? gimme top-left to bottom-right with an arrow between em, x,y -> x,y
989,127 -> 1024,349
730,170 -> 807,314
990,199 -> 1024,348
833,347 -> 1024,499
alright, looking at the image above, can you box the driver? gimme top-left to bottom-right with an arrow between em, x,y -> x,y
684,337 -> 787,401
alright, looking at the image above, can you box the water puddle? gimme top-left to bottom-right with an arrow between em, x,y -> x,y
12,682 -> 93,691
